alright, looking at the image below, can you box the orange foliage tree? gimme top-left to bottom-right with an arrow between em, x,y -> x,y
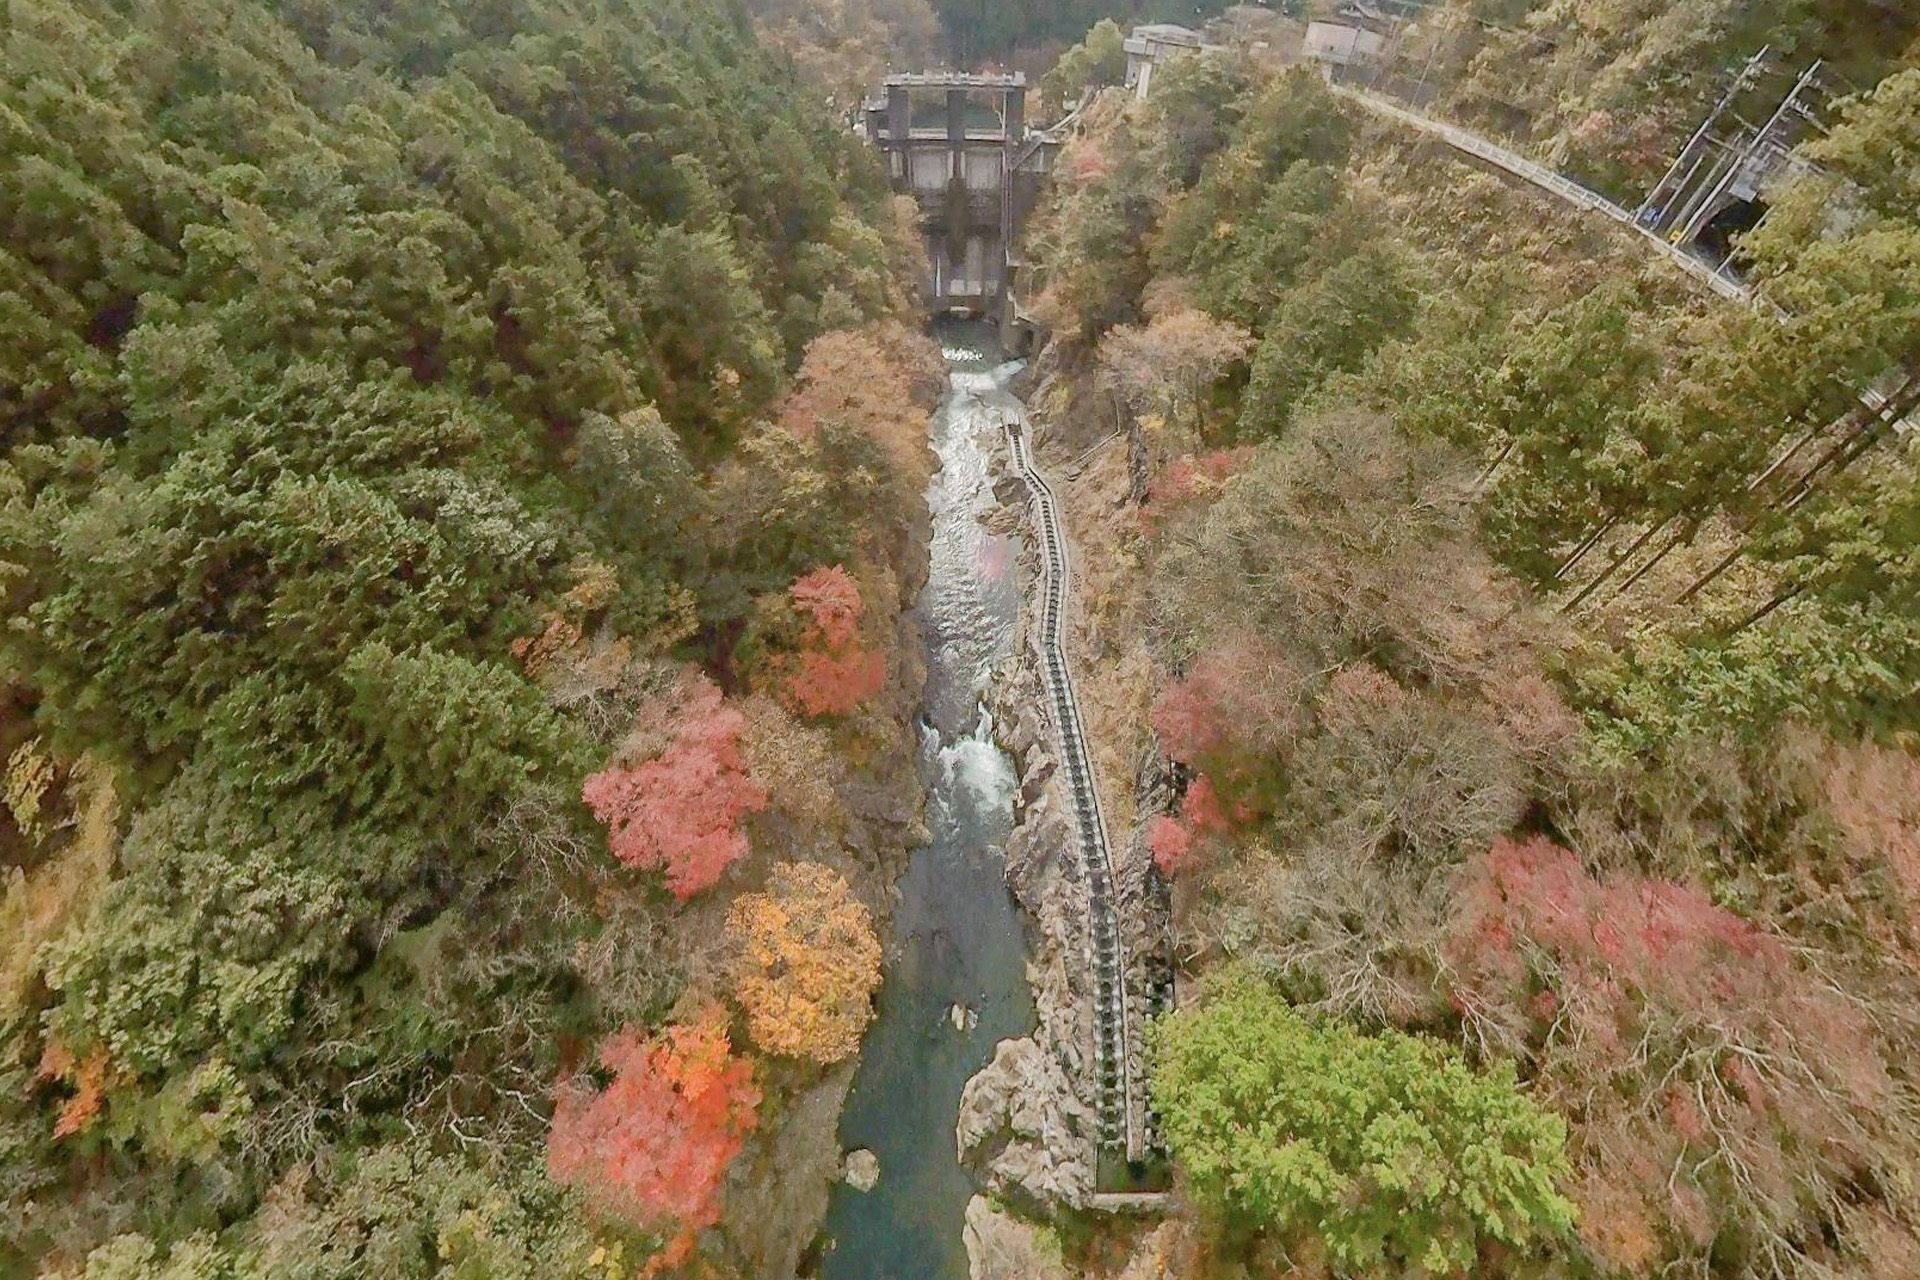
546,1012 -> 760,1269
726,861 -> 881,1063
36,1039 -> 113,1139
1097,306 -> 1252,435
780,565 -> 885,719
582,672 -> 768,899
778,321 -> 940,491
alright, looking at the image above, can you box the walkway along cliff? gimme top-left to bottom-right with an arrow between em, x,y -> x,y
1001,416 -> 1144,1163
860,74 -> 1175,1186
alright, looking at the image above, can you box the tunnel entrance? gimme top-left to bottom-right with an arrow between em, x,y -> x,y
1695,196 -> 1768,269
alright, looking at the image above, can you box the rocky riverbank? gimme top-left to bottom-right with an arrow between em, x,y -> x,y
950,448 -> 1100,1220
953,338 -> 1186,1276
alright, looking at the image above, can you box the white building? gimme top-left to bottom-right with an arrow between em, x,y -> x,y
1304,5 -> 1391,68
1124,23 -> 1204,100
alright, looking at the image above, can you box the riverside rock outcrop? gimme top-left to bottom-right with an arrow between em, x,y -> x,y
963,1195 -> 1070,1280
953,443 -> 1103,1210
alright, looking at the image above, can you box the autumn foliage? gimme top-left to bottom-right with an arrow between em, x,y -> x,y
1097,307 -> 1253,433
781,565 -> 885,718
36,1039 -> 113,1139
1445,836 -> 1894,1269
1821,739 -> 1920,945
547,1012 -> 759,1266
583,672 -> 768,899
1151,669 -> 1237,767
1150,638 -> 1298,856
1147,815 -> 1194,877
778,321 -> 941,490
1146,448 -> 1253,511
726,861 -> 882,1063
1150,638 -> 1300,774
1150,773 -> 1244,877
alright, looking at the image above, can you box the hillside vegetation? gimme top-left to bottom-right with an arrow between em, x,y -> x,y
1024,44 -> 1920,1279
1380,0 -> 1920,198
0,0 -> 939,1274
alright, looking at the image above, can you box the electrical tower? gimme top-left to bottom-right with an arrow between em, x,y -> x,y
1640,54 -> 1827,259
1636,46 -> 1771,226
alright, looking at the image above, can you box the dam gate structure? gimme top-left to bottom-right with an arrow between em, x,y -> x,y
863,72 -> 1062,348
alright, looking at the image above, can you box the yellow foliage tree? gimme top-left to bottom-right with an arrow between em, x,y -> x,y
725,862 -> 881,1063
4,738 -> 57,844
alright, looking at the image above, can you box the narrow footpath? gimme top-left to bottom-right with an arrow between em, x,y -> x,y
1001,415 -> 1144,1164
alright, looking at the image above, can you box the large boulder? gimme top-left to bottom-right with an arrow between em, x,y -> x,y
956,1036 -> 1096,1210
719,1066 -> 854,1277
841,1147 -> 880,1192
963,1195 -> 1069,1280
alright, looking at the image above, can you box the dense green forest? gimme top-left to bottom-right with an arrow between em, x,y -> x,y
1019,20 -> 1920,1278
928,0 -> 1238,65
1,0 -> 939,1274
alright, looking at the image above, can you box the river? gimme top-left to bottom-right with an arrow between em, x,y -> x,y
817,323 -> 1036,1279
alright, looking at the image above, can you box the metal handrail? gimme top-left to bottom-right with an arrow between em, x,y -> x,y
1003,416 -> 1143,1161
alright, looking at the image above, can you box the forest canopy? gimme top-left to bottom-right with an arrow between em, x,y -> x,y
1024,35 -> 1920,1279
0,0 -> 935,1273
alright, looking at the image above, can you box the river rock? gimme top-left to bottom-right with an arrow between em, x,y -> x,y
841,1147 -> 880,1192
956,1036 -> 1095,1210
721,1065 -> 856,1278
963,1195 -> 1068,1280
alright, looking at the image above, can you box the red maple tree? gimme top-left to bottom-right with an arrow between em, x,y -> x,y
1150,639 -> 1299,778
1148,814 -> 1194,877
1151,668 -> 1236,767
781,565 -> 885,718
547,1011 -> 760,1269
1445,836 -> 1893,1267
1146,448 -> 1253,510
1183,774 -> 1241,838
582,673 -> 768,899
1148,774 -> 1244,878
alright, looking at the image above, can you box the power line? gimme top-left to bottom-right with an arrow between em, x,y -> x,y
1636,46 -> 1771,224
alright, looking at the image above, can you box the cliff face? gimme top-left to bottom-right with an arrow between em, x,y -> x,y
718,399 -> 938,1280
954,339 -> 1169,1236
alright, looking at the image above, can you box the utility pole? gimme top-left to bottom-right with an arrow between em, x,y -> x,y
1411,7 -> 1453,106
1673,58 -> 1822,250
1363,0 -> 1426,92
1367,9 -> 1400,91
1636,45 -> 1770,229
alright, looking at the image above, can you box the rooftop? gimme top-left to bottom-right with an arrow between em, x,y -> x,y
1130,23 -> 1203,46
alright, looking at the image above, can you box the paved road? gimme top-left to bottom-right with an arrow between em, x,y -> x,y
1333,84 -> 1753,304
